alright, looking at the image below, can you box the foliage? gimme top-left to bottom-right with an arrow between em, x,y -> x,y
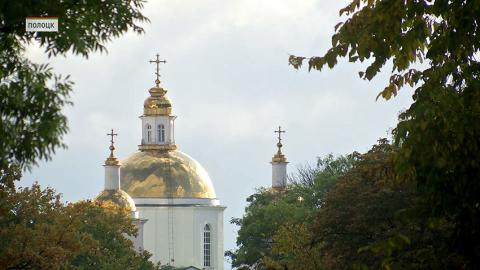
227,154 -> 354,269
0,0 -> 148,169
0,163 -> 157,270
0,55 -> 73,169
226,188 -> 309,269
290,0 -> 480,267
261,140 -> 458,269
309,140 -> 428,269
0,0 -> 148,57
263,223 -> 321,270
394,78 -> 480,268
65,201 -> 155,270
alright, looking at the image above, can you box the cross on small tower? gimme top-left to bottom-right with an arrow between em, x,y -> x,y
274,126 -> 285,143
107,129 -> 118,145
107,129 -> 118,157
149,53 -> 167,86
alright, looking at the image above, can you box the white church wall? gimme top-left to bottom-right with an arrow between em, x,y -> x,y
137,205 -> 225,269
127,218 -> 147,252
194,207 -> 225,270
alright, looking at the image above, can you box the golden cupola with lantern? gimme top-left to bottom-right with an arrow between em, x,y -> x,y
120,55 -> 216,200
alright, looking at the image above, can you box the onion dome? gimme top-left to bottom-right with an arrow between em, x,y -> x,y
143,84 -> 173,116
272,141 -> 287,163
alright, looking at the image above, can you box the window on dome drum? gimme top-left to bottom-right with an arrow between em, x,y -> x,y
158,124 -> 165,143
146,124 -> 152,142
203,224 -> 211,267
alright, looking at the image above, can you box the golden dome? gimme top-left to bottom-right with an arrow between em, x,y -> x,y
95,189 -> 137,211
120,150 -> 216,199
144,85 -> 172,116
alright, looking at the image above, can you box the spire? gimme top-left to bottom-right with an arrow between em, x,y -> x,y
272,126 -> 287,163
105,129 -> 119,166
271,126 -> 288,189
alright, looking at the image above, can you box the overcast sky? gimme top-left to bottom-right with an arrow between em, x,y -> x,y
22,0 -> 413,268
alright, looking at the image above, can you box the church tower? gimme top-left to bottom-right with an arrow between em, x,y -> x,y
271,126 -> 288,189
139,56 -> 176,151
95,130 -> 146,251
120,55 -> 225,269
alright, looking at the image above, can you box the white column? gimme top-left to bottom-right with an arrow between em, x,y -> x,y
129,217 -> 147,251
271,161 -> 288,188
104,164 -> 120,190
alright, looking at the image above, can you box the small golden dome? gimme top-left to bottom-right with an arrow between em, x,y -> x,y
144,86 -> 172,116
120,150 -> 216,199
272,142 -> 287,163
95,189 -> 137,211
272,151 -> 287,163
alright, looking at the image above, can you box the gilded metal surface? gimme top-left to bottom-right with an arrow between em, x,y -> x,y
272,142 -> 287,162
272,152 -> 287,163
144,86 -> 172,116
138,144 -> 177,151
105,156 -> 120,166
120,150 -> 216,199
95,189 -> 136,211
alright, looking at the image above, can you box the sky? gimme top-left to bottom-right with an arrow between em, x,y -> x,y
22,0 -> 413,268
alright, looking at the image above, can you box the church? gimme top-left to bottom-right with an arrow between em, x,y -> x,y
95,55 -> 225,270
93,55 -> 290,269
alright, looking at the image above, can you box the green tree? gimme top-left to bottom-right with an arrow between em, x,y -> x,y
290,0 -> 480,267
0,163 -> 157,269
308,140 -> 434,269
65,201 -> 156,270
263,223 -> 321,270
227,155 -> 354,269
0,0 -> 148,168
265,140 -> 457,270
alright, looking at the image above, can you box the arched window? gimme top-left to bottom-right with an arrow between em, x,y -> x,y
158,124 -> 165,143
146,124 -> 152,142
203,224 -> 211,267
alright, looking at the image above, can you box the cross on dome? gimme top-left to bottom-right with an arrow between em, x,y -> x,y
107,128 -> 118,144
107,129 -> 118,158
274,126 -> 285,143
273,126 -> 287,157
149,54 -> 167,87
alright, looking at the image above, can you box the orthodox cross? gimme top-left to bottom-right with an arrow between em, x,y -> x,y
107,129 -> 118,157
107,129 -> 118,145
274,126 -> 285,143
149,54 -> 167,86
